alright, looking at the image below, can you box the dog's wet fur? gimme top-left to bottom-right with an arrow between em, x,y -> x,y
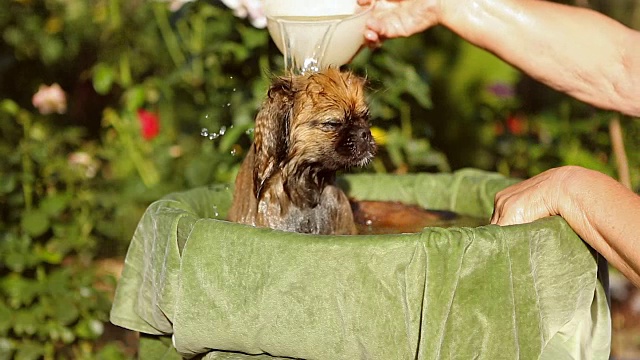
228,68 -> 376,234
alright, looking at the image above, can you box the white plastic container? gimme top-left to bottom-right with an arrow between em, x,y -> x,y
265,0 -> 374,73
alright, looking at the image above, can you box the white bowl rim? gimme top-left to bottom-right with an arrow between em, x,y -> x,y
265,1 -> 374,23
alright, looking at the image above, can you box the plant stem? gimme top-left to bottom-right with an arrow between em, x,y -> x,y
104,109 -> 160,187
609,115 -> 631,189
19,111 -> 34,211
109,0 -> 122,29
400,103 -> 412,140
153,3 -> 186,68
119,53 -> 132,87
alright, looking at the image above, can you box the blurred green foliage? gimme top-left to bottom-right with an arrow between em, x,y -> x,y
0,0 -> 639,357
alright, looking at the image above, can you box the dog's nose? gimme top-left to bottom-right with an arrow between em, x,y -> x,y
357,128 -> 372,141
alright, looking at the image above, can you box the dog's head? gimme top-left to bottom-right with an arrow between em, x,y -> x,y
252,68 -> 376,206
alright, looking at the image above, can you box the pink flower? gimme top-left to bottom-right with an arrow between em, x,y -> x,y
137,109 -> 160,140
167,0 -> 195,12
486,82 -> 515,99
221,0 -> 266,28
32,83 -> 67,115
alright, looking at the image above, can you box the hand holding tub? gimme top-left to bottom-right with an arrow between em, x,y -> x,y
491,166 -> 640,287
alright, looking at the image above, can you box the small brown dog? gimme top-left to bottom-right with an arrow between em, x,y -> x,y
228,68 -> 376,234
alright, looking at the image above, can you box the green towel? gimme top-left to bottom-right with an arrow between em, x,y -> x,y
110,169 -> 610,359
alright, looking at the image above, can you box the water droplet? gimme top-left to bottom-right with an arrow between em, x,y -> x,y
230,148 -> 237,156
232,88 -> 236,92
212,204 -> 219,217
219,126 -> 227,136
365,219 -> 373,226
208,133 -> 219,140
245,128 -> 254,135
205,114 -> 209,119
226,103 -> 231,107
201,128 -> 209,137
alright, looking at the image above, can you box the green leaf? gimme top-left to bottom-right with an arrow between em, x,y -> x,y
239,25 -> 268,50
96,344 -> 128,360
0,174 -> 17,194
0,99 -> 20,116
40,36 -> 64,65
1,233 -> 36,272
0,338 -> 16,360
74,318 -> 104,340
20,210 -> 50,238
123,86 -> 146,111
1,274 -> 40,308
53,298 -> 79,326
402,68 -> 431,109
34,244 -> 63,264
39,193 -> 70,217
0,302 -> 12,335
13,311 -> 39,336
13,340 -> 44,360
185,155 -> 217,188
93,63 -> 116,95
218,123 -> 252,153
44,321 -> 75,344
46,268 -> 72,297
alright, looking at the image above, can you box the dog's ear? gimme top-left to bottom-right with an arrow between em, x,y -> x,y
252,76 -> 294,199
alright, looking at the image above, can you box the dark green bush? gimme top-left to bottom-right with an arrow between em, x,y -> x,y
0,100 -> 124,358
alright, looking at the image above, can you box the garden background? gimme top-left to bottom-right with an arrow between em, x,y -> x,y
1,0 -> 639,358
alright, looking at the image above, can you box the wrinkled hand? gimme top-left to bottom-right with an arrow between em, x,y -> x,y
491,167 -> 577,226
492,165 -> 640,288
358,0 -> 441,46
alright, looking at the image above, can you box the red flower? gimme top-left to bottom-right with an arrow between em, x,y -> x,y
137,109 -> 160,140
506,115 -> 526,135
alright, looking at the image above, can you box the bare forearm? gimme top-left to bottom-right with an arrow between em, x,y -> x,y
442,0 -> 640,116
561,168 -> 640,286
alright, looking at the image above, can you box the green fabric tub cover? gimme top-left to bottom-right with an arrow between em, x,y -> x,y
110,169 -> 610,359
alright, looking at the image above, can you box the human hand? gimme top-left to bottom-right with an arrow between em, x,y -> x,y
492,165 -> 640,288
491,166 -> 579,226
358,0 -> 441,46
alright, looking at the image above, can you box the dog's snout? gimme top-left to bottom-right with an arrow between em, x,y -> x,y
358,128 -> 372,141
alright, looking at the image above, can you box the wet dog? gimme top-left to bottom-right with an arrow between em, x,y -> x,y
228,68 -> 376,234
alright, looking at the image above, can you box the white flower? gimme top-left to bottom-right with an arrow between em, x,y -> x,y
221,0 -> 266,28
32,83 -> 67,115
170,0 -> 196,11
155,0 -> 196,12
68,152 -> 99,178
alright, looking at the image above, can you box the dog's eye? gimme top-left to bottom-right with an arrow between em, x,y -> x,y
321,120 -> 342,130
